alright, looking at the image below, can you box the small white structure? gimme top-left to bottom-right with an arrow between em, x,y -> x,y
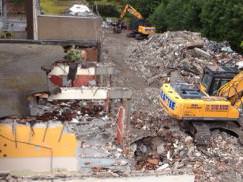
69,4 -> 93,16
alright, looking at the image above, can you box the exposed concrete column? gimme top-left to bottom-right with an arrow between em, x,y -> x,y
116,98 -> 131,152
122,98 -> 131,153
25,0 -> 38,40
32,0 -> 38,40
116,105 -> 125,145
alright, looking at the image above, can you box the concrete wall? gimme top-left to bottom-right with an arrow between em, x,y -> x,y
37,15 -> 102,41
0,122 -> 79,172
0,157 -> 78,172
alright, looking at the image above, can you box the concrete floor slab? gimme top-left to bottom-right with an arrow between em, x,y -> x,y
71,175 -> 195,182
0,44 -> 63,117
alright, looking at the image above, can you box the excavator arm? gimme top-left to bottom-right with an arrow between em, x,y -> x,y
120,4 -> 143,20
113,4 -> 155,38
217,71 -> 243,108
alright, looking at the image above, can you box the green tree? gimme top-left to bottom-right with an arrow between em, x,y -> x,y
149,0 -> 243,52
149,0 -> 203,32
149,1 -> 167,31
183,0 -> 203,31
200,0 -> 243,51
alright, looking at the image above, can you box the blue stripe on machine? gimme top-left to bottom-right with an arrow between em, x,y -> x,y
160,91 -> 176,110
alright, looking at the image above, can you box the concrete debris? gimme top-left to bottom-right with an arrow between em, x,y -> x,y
30,99 -> 106,121
124,83 -> 242,181
1,29 -> 242,181
156,163 -> 169,171
103,31 -> 243,181
125,31 -> 243,86
26,92 -> 132,175
101,30 -> 243,181
128,117 -> 243,181
204,40 -> 233,54
184,136 -> 193,145
102,30 -> 243,181
127,87 -> 243,181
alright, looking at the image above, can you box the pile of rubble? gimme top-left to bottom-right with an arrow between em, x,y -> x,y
127,93 -> 243,181
30,99 -> 106,122
26,92 -> 133,173
101,30 -> 243,181
128,114 -> 243,181
127,85 -> 243,181
126,31 -> 243,86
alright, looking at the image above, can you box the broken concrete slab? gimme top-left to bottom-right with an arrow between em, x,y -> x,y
46,87 -> 132,101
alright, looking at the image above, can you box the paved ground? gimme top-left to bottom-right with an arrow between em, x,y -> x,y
0,44 -> 63,117
102,32 -> 147,90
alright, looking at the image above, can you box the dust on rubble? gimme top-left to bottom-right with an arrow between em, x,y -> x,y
103,30 -> 243,182
125,31 -> 243,86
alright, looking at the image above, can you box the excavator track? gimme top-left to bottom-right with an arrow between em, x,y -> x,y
180,120 -> 243,146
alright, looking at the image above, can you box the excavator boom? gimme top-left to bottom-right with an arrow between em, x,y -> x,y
217,71 -> 243,107
120,4 -> 143,19
113,4 -> 155,39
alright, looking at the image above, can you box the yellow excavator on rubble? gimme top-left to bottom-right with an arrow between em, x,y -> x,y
113,4 -> 156,40
160,64 -> 243,145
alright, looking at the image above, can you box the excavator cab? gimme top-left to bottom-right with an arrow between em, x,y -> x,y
200,65 -> 239,96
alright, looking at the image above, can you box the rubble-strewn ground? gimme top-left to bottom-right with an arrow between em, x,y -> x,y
0,30 -> 243,181
125,31 -> 243,86
103,30 -> 243,182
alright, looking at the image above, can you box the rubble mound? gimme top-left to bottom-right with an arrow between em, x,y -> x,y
126,31 -> 243,86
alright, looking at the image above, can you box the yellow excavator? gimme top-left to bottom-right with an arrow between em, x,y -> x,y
113,4 -> 156,40
160,64 -> 243,145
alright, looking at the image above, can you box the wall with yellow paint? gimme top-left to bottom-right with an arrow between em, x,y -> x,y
0,123 -> 77,158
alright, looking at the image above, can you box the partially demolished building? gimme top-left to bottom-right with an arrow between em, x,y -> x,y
0,0 -> 132,174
